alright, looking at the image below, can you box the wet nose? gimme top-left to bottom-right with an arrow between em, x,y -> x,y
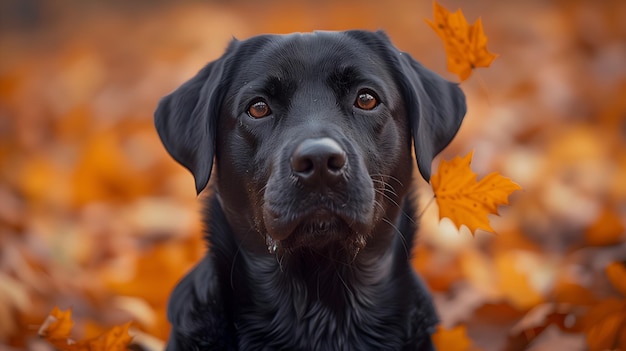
291,138 -> 347,187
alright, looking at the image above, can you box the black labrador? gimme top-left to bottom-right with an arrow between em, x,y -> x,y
155,30 -> 465,350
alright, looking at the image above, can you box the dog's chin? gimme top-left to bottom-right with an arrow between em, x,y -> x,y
263,210 -> 369,256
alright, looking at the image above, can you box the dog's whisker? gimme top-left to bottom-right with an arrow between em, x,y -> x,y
382,217 -> 410,259
370,173 -> 404,188
371,177 -> 400,200
374,189 -> 402,210
335,268 -> 354,299
374,184 -> 399,199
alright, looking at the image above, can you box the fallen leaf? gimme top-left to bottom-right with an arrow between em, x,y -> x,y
584,298 -> 626,351
583,263 -> 626,351
606,262 -> 626,297
85,322 -> 133,351
506,303 -> 582,350
38,306 -> 74,340
584,207 -> 625,247
432,324 -> 479,351
524,325 -> 586,351
39,306 -> 133,351
552,281 -> 597,306
431,151 -> 522,234
495,251 -> 546,310
426,1 -> 498,81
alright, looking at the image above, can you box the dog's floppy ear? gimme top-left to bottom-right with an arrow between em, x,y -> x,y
155,41 -> 238,194
396,53 -> 466,181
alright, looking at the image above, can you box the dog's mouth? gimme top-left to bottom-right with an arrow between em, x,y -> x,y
263,207 -> 369,255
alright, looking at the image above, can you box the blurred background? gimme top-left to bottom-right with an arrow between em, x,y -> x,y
1,0 -> 625,350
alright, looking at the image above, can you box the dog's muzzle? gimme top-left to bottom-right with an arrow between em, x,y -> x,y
262,136 -> 374,254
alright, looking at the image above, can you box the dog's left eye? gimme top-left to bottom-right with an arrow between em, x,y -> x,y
248,99 -> 272,118
354,90 -> 379,110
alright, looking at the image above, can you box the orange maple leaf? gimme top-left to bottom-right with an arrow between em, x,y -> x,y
39,307 -> 133,351
426,1 -> 498,81
431,151 -> 521,234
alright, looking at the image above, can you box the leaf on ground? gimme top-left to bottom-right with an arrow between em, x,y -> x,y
506,303 -> 581,350
584,208 -> 625,246
495,251 -> 546,310
431,151 -> 522,234
426,1 -> 498,81
38,306 -> 133,351
606,262 -> 626,297
552,281 -> 597,306
432,324 -> 479,351
38,306 -> 74,340
583,263 -> 626,351
584,298 -> 626,351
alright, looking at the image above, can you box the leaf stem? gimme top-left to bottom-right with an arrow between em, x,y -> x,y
417,195 -> 436,219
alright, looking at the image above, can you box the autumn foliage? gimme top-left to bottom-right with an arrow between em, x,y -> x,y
431,151 -> 521,234
1,1 -> 625,351
426,2 -> 497,81
38,307 -> 132,351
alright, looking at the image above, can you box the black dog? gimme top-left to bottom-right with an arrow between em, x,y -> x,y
155,30 -> 465,350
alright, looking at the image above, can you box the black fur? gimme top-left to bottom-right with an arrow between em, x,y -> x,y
155,30 -> 466,350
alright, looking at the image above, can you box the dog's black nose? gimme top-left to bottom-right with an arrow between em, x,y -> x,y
291,138 -> 346,186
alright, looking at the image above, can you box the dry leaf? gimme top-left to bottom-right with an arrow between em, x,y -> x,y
426,1 -> 498,81
552,281 -> 597,306
432,324 -> 479,351
38,306 -> 74,340
584,298 -> 626,351
496,252 -> 547,310
39,307 -> 133,351
584,207 -> 625,246
583,263 -> 626,351
605,262 -> 626,297
431,151 -> 522,234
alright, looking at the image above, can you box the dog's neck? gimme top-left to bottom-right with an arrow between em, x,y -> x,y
205,194 -> 430,349
209,192 -> 413,301
246,236 -> 398,304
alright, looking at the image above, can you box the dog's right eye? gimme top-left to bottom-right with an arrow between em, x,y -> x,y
354,89 -> 379,111
248,99 -> 272,119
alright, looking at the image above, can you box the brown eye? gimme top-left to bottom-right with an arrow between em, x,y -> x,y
354,90 -> 378,110
248,100 -> 271,118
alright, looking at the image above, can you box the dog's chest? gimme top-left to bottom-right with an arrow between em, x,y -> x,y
233,280 -> 411,350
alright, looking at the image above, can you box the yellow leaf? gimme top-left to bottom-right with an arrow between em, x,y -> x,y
431,151 -> 521,234
426,1 -> 498,81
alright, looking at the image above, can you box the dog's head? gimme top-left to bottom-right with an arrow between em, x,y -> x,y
155,30 -> 465,256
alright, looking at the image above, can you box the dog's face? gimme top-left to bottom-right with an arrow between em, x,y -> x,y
155,30 -> 465,257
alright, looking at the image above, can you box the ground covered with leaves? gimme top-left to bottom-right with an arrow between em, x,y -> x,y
1,0 -> 625,350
